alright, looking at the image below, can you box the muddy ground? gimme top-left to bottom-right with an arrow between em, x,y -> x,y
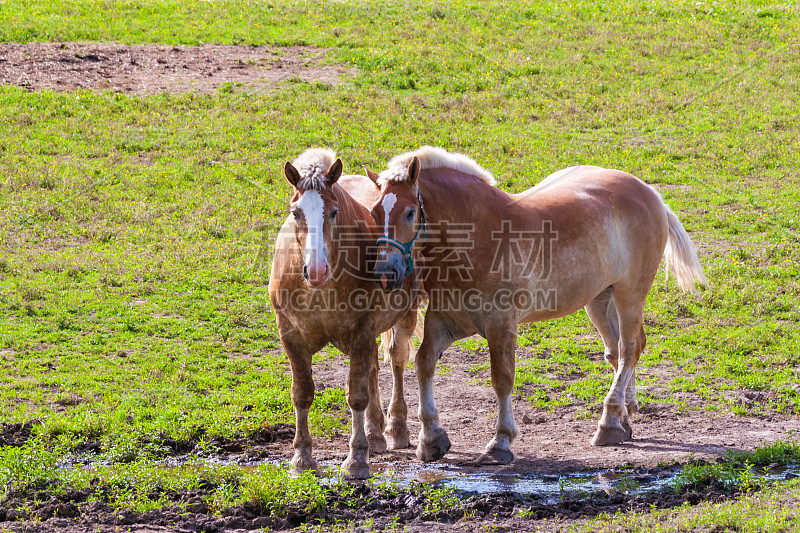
2,349 -> 798,532
0,42 -> 353,95
313,348 -> 800,475
0,477 -> 737,533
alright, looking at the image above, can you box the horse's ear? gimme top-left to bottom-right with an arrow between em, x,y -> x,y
327,158 -> 343,185
407,157 -> 421,186
364,167 -> 380,186
284,162 -> 301,188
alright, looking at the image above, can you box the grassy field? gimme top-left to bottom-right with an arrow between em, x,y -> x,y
1,0 -> 799,528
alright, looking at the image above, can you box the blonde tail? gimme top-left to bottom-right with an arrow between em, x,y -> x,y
663,202 -> 707,295
380,330 -> 393,364
381,309 -> 425,364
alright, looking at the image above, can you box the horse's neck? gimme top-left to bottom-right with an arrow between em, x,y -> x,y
332,184 -> 371,228
327,185 -> 374,281
418,168 -> 512,222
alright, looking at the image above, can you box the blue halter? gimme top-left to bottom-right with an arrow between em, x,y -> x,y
375,189 -> 428,277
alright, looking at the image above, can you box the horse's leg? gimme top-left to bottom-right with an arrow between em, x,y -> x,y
585,288 -> 636,434
585,288 -> 619,367
416,315 -> 454,462
623,326 -> 646,431
282,333 -> 322,474
384,309 -> 418,449
366,338 -> 387,454
341,336 -> 375,478
590,287 -> 647,446
476,319 -> 520,465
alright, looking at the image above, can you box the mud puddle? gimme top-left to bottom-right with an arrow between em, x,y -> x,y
62,453 -> 800,503
358,460 -> 798,502
369,461 -> 678,502
9,453 -> 794,532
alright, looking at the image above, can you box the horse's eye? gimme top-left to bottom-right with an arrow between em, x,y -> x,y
406,209 -> 416,220
292,210 -> 301,220
370,210 -> 378,221
330,208 -> 339,220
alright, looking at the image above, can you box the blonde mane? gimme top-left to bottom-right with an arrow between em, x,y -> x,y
378,146 -> 497,187
292,147 -> 338,191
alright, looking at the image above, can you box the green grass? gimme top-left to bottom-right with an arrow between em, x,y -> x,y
571,480 -> 800,533
0,440 -> 462,522
671,440 -> 800,493
554,441 -> 800,530
0,0 -> 799,525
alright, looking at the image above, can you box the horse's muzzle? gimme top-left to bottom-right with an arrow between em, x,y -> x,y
303,261 -> 330,288
375,255 -> 405,292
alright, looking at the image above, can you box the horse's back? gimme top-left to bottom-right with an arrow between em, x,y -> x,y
520,166 -> 665,225
525,165 -> 651,198
338,174 -> 379,210
527,165 -> 601,194
512,165 -> 669,302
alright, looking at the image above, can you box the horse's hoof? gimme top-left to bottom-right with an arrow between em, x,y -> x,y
341,457 -> 371,479
416,430 -> 451,463
368,434 -> 388,454
385,429 -> 411,450
475,447 -> 514,465
590,425 -> 628,446
291,454 -> 319,475
621,419 -> 634,441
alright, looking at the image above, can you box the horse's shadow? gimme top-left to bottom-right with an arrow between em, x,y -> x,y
373,436 -> 741,476
611,437 -> 740,455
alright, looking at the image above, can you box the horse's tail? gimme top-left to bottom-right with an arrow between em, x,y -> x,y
380,331 -> 394,364
661,201 -> 707,295
381,310 -> 425,364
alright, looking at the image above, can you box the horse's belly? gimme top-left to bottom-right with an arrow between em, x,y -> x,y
503,274 -> 611,323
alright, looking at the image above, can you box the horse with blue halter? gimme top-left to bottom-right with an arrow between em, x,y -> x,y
367,146 -> 706,465
269,148 -> 423,477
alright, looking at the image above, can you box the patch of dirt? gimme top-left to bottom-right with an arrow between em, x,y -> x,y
0,42 -> 354,95
191,423 -> 296,455
310,347 -> 800,475
64,423 -> 296,458
0,421 -> 37,447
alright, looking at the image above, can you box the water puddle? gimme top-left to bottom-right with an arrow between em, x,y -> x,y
386,462 -> 800,499
366,461 -> 677,503
61,453 -> 800,503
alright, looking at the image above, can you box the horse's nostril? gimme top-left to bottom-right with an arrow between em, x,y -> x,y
379,268 -> 397,290
303,265 -> 309,280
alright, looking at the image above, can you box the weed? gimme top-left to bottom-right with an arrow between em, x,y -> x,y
242,464 -> 328,516
0,442 -> 58,489
422,485 -> 462,516
671,440 -> 800,493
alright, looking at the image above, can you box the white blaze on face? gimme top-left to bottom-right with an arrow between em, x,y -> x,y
381,193 -> 397,237
379,193 -> 397,260
296,190 -> 326,265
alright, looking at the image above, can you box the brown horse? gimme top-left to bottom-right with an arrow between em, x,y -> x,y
268,148 -> 422,478
366,146 -> 706,465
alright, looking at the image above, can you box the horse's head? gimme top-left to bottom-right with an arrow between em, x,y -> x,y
284,151 -> 344,288
367,156 -> 426,291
